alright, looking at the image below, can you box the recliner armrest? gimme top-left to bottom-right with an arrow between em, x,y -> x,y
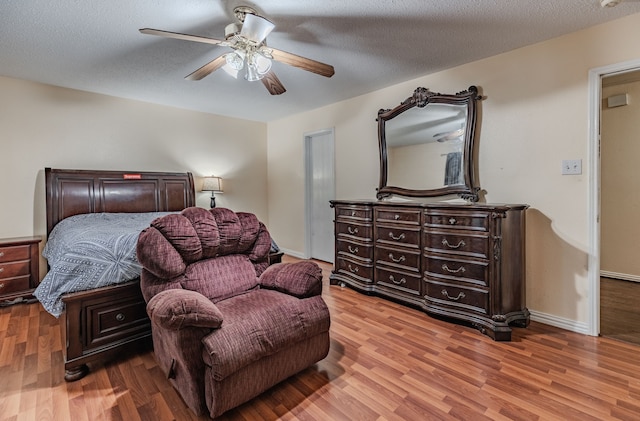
259,261 -> 322,298
147,289 -> 224,330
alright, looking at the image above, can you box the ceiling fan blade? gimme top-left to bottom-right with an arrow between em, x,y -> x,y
185,55 -> 227,81
139,28 -> 226,47
270,48 -> 335,78
240,13 -> 275,44
261,71 -> 286,95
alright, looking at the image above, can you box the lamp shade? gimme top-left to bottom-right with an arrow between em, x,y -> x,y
202,176 -> 223,192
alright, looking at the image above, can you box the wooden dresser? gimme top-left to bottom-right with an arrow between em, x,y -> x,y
330,200 -> 529,341
0,236 -> 42,302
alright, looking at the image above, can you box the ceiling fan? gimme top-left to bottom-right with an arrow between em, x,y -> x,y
140,6 -> 335,95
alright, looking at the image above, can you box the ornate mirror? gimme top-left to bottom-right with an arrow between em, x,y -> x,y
377,86 -> 481,201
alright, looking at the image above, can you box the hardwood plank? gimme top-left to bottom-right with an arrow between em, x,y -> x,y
2,257 -> 640,420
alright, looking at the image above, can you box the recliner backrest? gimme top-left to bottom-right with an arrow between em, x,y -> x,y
137,207 -> 271,303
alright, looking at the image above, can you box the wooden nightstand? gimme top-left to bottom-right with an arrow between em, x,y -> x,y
0,236 -> 42,302
269,251 -> 284,265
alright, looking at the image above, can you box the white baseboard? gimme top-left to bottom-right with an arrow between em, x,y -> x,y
278,247 -> 306,260
600,270 -> 640,283
529,309 -> 591,336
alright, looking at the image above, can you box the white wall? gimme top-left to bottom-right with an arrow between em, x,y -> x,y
1,77 -> 268,274
266,13 -> 640,330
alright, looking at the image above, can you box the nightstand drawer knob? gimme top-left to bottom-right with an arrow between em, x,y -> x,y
0,283 -> 4,289
0,268 -> 4,273
0,252 -> 4,257
115,313 -> 126,322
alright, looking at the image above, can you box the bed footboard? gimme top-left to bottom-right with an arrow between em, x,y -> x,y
61,280 -> 151,381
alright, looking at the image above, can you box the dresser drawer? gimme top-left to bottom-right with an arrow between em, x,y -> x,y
375,208 -> 421,225
85,295 -> 151,350
336,206 -> 372,221
424,254 -> 489,287
0,260 -> 30,279
336,221 -> 373,241
0,245 -> 31,263
375,245 -> 421,274
425,280 -> 489,315
375,267 -> 421,296
335,257 -> 373,284
376,226 -> 420,249
337,239 -> 373,261
425,210 -> 490,232
0,275 -> 30,294
424,230 -> 489,259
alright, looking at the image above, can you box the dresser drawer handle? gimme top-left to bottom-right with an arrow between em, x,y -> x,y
442,289 -> 465,301
388,232 -> 406,241
348,264 -> 359,273
389,275 -> 406,285
449,218 -> 457,225
348,245 -> 359,254
115,313 -> 126,322
389,253 -> 405,263
442,238 -> 465,249
0,282 -> 4,290
394,214 -> 400,220
442,264 -> 465,274
0,268 -> 4,273
347,226 -> 359,235
351,211 -> 356,216
0,252 -> 4,257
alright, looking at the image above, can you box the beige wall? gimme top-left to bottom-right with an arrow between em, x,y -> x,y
1,77 -> 268,251
266,13 -> 640,328
601,75 -> 640,277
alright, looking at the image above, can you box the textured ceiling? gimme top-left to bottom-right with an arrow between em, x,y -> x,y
2,0 -> 640,122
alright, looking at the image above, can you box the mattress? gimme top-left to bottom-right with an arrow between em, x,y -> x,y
34,212 -> 171,317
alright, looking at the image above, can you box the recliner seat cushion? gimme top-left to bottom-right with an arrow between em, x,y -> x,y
201,290 -> 330,381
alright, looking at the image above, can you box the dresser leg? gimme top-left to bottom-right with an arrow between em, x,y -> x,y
64,364 -> 89,382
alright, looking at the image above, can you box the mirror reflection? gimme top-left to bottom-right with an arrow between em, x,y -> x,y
377,86 -> 480,201
386,103 -> 467,190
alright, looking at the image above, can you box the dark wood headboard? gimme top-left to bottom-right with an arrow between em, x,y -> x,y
45,168 -> 196,235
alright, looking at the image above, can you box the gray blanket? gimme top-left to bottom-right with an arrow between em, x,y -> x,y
34,212 -> 171,317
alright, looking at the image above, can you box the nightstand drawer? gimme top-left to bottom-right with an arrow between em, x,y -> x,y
0,260 -> 30,279
0,276 -> 30,294
0,245 -> 31,263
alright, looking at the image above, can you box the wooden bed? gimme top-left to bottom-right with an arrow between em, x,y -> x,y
44,168 -> 195,381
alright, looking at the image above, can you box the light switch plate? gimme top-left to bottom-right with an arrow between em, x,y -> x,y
562,159 -> 582,175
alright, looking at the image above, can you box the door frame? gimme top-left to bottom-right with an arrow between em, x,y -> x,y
587,58 -> 640,336
303,128 -> 335,260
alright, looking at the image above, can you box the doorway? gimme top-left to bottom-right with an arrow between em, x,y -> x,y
587,58 -> 640,338
599,69 -> 640,345
304,128 -> 335,263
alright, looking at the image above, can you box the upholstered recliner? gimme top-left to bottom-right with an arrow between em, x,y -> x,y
136,207 -> 330,418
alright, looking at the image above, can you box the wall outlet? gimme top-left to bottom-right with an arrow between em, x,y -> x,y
562,159 -> 582,175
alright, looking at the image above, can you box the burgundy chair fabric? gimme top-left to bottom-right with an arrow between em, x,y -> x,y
136,207 -> 330,418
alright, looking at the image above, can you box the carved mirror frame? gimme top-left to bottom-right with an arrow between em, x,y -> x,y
377,85 -> 481,202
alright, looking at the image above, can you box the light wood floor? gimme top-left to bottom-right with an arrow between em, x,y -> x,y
2,258 -> 640,420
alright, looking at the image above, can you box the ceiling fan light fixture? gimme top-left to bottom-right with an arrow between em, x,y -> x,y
224,51 -> 245,70
253,53 -> 272,75
224,23 -> 240,39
